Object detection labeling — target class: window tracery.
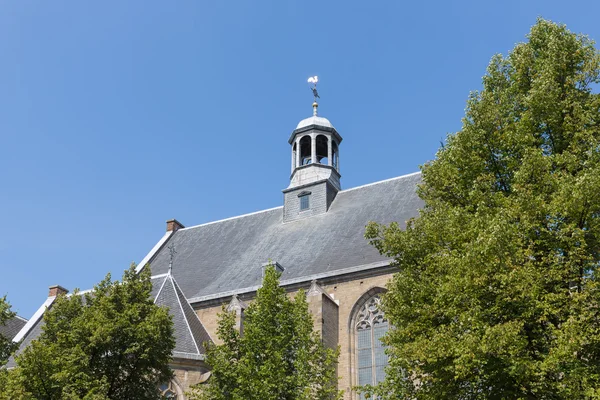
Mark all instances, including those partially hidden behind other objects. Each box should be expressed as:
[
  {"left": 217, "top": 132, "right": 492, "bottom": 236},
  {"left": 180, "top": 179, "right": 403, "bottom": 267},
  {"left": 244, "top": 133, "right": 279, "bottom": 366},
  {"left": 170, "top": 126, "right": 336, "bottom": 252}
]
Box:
[
  {"left": 160, "top": 381, "right": 179, "bottom": 399},
  {"left": 354, "top": 294, "right": 389, "bottom": 399}
]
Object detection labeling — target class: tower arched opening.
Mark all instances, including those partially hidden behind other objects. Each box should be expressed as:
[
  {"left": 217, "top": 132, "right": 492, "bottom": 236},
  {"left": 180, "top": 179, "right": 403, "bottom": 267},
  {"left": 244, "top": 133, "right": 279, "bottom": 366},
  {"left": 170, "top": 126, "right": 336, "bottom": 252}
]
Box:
[
  {"left": 332, "top": 141, "right": 339, "bottom": 170},
  {"left": 292, "top": 142, "right": 297, "bottom": 169},
  {"left": 316, "top": 135, "right": 329, "bottom": 165},
  {"left": 300, "top": 136, "right": 312, "bottom": 165}
]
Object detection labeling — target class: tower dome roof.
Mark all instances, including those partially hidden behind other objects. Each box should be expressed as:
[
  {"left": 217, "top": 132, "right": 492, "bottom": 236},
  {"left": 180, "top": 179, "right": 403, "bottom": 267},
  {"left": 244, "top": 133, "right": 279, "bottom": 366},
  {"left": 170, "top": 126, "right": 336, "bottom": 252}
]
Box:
[{"left": 295, "top": 115, "right": 334, "bottom": 130}]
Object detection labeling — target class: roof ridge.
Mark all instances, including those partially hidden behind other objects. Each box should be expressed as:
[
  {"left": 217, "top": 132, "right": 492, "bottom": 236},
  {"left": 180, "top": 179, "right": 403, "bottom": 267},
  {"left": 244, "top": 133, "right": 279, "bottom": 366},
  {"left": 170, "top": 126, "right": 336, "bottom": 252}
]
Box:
[
  {"left": 169, "top": 277, "right": 201, "bottom": 355},
  {"left": 171, "top": 277, "right": 214, "bottom": 344},
  {"left": 153, "top": 275, "right": 169, "bottom": 303},
  {"left": 179, "top": 171, "right": 421, "bottom": 231},
  {"left": 338, "top": 171, "right": 421, "bottom": 194},
  {"left": 179, "top": 205, "right": 283, "bottom": 231}
]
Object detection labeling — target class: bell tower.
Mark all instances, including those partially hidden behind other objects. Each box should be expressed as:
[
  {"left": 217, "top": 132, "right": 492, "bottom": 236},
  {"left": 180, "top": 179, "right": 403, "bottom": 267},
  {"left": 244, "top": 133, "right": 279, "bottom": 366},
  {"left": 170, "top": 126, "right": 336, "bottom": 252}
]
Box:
[{"left": 283, "top": 79, "right": 343, "bottom": 223}]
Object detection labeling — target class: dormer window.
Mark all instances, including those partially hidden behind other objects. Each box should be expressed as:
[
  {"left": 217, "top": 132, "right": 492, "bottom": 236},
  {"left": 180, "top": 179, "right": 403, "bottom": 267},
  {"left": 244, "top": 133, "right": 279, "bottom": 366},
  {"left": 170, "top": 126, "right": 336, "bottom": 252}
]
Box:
[{"left": 298, "top": 191, "right": 311, "bottom": 211}]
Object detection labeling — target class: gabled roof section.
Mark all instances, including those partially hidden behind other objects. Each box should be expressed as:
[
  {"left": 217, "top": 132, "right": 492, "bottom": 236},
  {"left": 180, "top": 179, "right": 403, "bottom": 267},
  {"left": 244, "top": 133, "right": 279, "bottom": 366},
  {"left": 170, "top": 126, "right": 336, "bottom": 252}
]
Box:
[
  {"left": 0, "top": 315, "right": 27, "bottom": 342},
  {"left": 148, "top": 171, "right": 423, "bottom": 301},
  {"left": 136, "top": 231, "right": 174, "bottom": 273},
  {"left": 152, "top": 274, "right": 212, "bottom": 360},
  {"left": 5, "top": 296, "right": 57, "bottom": 369}
]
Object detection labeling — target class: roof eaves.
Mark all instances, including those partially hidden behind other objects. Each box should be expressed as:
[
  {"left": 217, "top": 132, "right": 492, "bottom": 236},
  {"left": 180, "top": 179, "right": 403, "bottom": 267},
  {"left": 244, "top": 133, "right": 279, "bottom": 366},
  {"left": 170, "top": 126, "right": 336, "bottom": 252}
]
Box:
[
  {"left": 172, "top": 351, "right": 205, "bottom": 361},
  {"left": 188, "top": 259, "right": 393, "bottom": 305}
]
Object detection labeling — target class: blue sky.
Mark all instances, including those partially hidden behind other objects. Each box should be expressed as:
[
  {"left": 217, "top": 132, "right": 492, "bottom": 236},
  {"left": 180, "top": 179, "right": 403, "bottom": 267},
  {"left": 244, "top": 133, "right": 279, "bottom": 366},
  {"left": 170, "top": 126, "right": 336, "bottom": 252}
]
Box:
[{"left": 2, "top": 1, "right": 600, "bottom": 318}]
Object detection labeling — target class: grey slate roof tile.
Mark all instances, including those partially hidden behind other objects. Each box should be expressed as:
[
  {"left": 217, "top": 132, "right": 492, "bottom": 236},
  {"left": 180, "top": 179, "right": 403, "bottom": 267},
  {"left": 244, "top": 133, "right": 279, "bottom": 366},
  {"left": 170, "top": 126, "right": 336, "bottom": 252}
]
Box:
[
  {"left": 6, "top": 314, "right": 45, "bottom": 369},
  {"left": 152, "top": 275, "right": 212, "bottom": 357},
  {"left": 148, "top": 172, "right": 423, "bottom": 300},
  {"left": 0, "top": 316, "right": 27, "bottom": 342}
]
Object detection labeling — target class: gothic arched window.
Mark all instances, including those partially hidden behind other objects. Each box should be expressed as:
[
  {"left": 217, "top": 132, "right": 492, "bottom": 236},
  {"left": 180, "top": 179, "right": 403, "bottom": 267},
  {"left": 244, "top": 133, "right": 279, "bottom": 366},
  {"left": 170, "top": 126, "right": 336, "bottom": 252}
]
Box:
[
  {"left": 354, "top": 293, "right": 389, "bottom": 398},
  {"left": 159, "top": 381, "right": 180, "bottom": 399}
]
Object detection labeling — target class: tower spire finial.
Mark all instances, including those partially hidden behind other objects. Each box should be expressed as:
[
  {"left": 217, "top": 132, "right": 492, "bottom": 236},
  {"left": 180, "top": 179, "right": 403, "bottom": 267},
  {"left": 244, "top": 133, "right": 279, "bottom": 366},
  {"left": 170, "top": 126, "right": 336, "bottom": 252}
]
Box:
[{"left": 307, "top": 76, "right": 320, "bottom": 116}]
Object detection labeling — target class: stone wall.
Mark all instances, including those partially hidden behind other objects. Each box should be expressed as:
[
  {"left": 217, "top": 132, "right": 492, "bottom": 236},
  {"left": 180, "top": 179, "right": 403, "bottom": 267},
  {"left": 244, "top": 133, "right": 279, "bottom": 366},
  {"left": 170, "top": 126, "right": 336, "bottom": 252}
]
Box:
[{"left": 187, "top": 270, "right": 394, "bottom": 400}]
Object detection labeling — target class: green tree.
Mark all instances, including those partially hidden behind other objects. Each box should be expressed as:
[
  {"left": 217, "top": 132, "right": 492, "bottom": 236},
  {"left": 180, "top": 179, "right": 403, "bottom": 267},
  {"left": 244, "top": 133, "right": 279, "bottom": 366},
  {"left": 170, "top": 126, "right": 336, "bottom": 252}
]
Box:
[
  {"left": 5, "top": 265, "right": 175, "bottom": 400},
  {"left": 364, "top": 19, "right": 600, "bottom": 399},
  {"left": 190, "top": 265, "right": 342, "bottom": 400},
  {"left": 0, "top": 295, "right": 17, "bottom": 366},
  {"left": 0, "top": 296, "right": 22, "bottom": 400}
]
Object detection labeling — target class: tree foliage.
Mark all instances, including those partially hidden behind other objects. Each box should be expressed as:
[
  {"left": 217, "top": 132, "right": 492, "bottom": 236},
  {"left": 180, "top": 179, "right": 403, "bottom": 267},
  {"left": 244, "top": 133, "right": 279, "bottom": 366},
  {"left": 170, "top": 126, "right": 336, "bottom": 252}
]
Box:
[
  {"left": 189, "top": 265, "right": 342, "bottom": 400},
  {"left": 0, "top": 295, "right": 17, "bottom": 366},
  {"left": 365, "top": 19, "right": 600, "bottom": 399},
  {"left": 1, "top": 265, "right": 175, "bottom": 400}
]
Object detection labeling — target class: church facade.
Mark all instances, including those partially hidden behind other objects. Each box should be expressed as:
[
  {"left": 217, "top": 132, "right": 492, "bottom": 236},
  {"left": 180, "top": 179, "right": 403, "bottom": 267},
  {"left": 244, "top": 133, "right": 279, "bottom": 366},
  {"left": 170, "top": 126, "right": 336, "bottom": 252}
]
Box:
[{"left": 10, "top": 103, "right": 423, "bottom": 399}]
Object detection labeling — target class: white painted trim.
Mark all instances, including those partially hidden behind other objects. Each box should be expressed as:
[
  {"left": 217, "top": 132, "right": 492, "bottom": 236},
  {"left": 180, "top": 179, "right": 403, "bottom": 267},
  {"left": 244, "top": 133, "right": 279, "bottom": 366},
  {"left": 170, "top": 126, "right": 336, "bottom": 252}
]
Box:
[
  {"left": 180, "top": 205, "right": 283, "bottom": 231},
  {"left": 170, "top": 277, "right": 214, "bottom": 343},
  {"left": 153, "top": 276, "right": 169, "bottom": 303},
  {"left": 339, "top": 171, "right": 421, "bottom": 194},
  {"left": 136, "top": 231, "right": 173, "bottom": 273},
  {"left": 13, "top": 296, "right": 56, "bottom": 343},
  {"left": 188, "top": 259, "right": 393, "bottom": 305},
  {"left": 67, "top": 288, "right": 93, "bottom": 297},
  {"left": 170, "top": 277, "right": 201, "bottom": 355},
  {"left": 151, "top": 273, "right": 169, "bottom": 280},
  {"left": 14, "top": 315, "right": 28, "bottom": 323}
]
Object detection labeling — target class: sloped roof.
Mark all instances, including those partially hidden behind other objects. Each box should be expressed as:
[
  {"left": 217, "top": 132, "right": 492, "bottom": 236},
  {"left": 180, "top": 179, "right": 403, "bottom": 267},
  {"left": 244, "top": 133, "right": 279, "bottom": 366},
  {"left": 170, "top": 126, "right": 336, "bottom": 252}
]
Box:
[
  {"left": 0, "top": 315, "right": 27, "bottom": 342},
  {"left": 148, "top": 172, "right": 423, "bottom": 302},
  {"left": 152, "top": 274, "right": 212, "bottom": 359},
  {"left": 296, "top": 115, "right": 334, "bottom": 130},
  {"left": 5, "top": 297, "right": 56, "bottom": 369},
  {"left": 7, "top": 274, "right": 213, "bottom": 369}
]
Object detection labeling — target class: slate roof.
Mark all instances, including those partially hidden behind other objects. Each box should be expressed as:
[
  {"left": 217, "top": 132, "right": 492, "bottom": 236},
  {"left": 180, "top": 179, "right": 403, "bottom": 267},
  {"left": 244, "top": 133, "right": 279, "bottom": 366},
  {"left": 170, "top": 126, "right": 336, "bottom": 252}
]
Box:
[
  {"left": 152, "top": 274, "right": 212, "bottom": 360},
  {"left": 5, "top": 297, "right": 55, "bottom": 369},
  {"left": 6, "top": 275, "right": 213, "bottom": 368},
  {"left": 7, "top": 171, "right": 422, "bottom": 368},
  {"left": 148, "top": 172, "right": 423, "bottom": 302},
  {"left": 0, "top": 315, "right": 27, "bottom": 342}
]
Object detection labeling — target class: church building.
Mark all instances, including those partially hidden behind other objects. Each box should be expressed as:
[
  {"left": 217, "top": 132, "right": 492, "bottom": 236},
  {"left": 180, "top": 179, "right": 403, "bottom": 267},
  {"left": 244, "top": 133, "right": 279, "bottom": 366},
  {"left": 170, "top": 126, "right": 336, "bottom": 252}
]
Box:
[{"left": 9, "top": 100, "right": 423, "bottom": 399}]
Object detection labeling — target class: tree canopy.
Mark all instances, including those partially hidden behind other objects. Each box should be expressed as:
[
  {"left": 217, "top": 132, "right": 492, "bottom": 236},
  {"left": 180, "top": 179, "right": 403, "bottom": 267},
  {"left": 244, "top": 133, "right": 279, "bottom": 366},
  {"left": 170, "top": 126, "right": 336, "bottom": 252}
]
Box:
[
  {"left": 0, "top": 295, "right": 17, "bottom": 366},
  {"left": 190, "top": 265, "right": 342, "bottom": 400},
  {"left": 365, "top": 19, "right": 600, "bottom": 399},
  {"left": 0, "top": 265, "right": 175, "bottom": 400}
]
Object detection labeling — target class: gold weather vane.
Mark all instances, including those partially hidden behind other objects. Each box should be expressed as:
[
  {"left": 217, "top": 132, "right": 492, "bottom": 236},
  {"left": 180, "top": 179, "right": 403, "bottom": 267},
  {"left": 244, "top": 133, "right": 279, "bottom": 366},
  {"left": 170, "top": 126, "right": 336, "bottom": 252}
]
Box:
[{"left": 307, "top": 76, "right": 320, "bottom": 116}]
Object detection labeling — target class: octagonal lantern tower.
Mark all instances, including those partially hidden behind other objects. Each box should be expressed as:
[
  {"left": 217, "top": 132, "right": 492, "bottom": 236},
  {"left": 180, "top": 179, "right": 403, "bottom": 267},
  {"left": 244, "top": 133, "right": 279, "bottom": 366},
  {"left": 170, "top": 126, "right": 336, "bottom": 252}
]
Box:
[{"left": 282, "top": 102, "right": 343, "bottom": 223}]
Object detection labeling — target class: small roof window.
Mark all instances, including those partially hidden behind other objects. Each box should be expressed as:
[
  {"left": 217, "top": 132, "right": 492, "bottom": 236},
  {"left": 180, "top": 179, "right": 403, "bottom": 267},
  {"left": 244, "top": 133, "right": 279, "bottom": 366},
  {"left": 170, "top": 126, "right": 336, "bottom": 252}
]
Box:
[{"left": 298, "top": 191, "right": 311, "bottom": 211}]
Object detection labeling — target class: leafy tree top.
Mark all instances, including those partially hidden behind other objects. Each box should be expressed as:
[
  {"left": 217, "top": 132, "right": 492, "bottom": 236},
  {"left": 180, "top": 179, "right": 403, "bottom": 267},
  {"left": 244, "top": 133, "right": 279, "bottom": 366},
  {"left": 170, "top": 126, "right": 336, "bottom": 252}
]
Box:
[
  {"left": 0, "top": 296, "right": 17, "bottom": 366},
  {"left": 365, "top": 18, "right": 600, "bottom": 400},
  {"left": 5, "top": 265, "right": 175, "bottom": 400},
  {"left": 190, "top": 265, "right": 342, "bottom": 400}
]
